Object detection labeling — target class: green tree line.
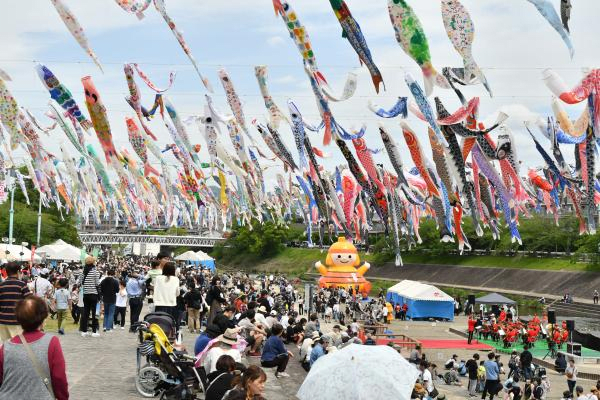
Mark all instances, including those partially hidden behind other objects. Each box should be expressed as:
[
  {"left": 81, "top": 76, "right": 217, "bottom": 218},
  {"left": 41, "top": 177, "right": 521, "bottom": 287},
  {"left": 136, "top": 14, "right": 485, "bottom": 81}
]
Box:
[{"left": 0, "top": 167, "right": 80, "bottom": 248}]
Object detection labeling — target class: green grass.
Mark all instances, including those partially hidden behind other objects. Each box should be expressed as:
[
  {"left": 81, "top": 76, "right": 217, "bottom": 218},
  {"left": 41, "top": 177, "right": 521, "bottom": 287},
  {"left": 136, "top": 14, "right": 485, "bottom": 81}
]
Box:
[
  {"left": 218, "top": 247, "right": 372, "bottom": 277},
  {"left": 477, "top": 336, "right": 600, "bottom": 358},
  {"left": 400, "top": 253, "right": 598, "bottom": 271},
  {"left": 217, "top": 247, "right": 599, "bottom": 276},
  {"left": 43, "top": 312, "right": 79, "bottom": 333}
]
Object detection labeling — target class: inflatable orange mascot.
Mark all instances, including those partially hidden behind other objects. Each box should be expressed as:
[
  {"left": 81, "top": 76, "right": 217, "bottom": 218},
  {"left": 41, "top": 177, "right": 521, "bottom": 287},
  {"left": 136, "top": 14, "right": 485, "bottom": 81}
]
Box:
[{"left": 314, "top": 237, "right": 371, "bottom": 295}]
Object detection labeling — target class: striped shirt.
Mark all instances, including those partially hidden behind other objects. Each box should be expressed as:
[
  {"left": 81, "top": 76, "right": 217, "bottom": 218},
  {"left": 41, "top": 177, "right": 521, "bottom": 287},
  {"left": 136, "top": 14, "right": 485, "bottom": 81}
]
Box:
[
  {"left": 0, "top": 279, "right": 31, "bottom": 325},
  {"left": 78, "top": 268, "right": 101, "bottom": 295}
]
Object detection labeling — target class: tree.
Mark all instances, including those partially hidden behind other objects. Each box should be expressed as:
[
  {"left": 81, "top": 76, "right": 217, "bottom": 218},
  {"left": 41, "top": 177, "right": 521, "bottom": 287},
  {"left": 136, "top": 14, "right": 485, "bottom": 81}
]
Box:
[{"left": 0, "top": 167, "right": 80, "bottom": 247}]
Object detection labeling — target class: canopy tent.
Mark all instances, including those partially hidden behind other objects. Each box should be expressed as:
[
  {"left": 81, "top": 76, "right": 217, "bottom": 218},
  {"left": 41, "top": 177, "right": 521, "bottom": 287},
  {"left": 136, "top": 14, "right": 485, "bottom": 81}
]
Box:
[
  {"left": 475, "top": 293, "right": 516, "bottom": 305},
  {"left": 386, "top": 280, "right": 454, "bottom": 321},
  {"left": 0, "top": 244, "right": 42, "bottom": 263},
  {"left": 196, "top": 250, "right": 215, "bottom": 271},
  {"left": 174, "top": 251, "right": 204, "bottom": 261},
  {"left": 37, "top": 239, "right": 87, "bottom": 261},
  {"left": 174, "top": 250, "right": 215, "bottom": 271}
]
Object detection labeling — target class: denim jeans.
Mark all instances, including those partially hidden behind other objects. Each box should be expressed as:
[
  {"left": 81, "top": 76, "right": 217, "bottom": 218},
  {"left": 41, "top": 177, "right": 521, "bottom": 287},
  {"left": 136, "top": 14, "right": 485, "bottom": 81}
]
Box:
[{"left": 103, "top": 302, "right": 116, "bottom": 331}]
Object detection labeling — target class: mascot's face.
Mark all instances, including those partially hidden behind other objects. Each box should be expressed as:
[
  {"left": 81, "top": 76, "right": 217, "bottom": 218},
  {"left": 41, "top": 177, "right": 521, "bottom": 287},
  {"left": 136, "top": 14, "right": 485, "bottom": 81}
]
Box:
[{"left": 331, "top": 251, "right": 357, "bottom": 265}]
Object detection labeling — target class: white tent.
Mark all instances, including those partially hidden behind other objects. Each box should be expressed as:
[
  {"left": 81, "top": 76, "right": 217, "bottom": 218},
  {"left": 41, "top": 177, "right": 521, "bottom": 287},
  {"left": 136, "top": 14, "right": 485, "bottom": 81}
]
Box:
[
  {"left": 174, "top": 250, "right": 204, "bottom": 261},
  {"left": 386, "top": 280, "right": 454, "bottom": 320},
  {"left": 37, "top": 240, "right": 86, "bottom": 261},
  {"left": 195, "top": 250, "right": 214, "bottom": 261},
  {"left": 0, "top": 244, "right": 42, "bottom": 263}
]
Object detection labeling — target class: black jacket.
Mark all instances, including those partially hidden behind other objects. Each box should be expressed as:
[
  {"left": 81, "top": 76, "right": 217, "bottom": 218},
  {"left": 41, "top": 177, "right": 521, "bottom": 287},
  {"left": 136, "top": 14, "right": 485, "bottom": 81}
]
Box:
[
  {"left": 184, "top": 288, "right": 203, "bottom": 309},
  {"left": 258, "top": 297, "right": 271, "bottom": 313},
  {"left": 206, "top": 371, "right": 234, "bottom": 400},
  {"left": 99, "top": 276, "right": 119, "bottom": 304},
  {"left": 520, "top": 350, "right": 533, "bottom": 367},
  {"left": 466, "top": 359, "right": 478, "bottom": 379},
  {"left": 212, "top": 312, "right": 235, "bottom": 335}
]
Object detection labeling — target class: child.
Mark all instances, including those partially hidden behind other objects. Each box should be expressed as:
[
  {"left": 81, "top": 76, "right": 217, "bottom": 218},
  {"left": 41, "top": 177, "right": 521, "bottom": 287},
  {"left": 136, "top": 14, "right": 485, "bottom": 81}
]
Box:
[
  {"left": 70, "top": 284, "right": 81, "bottom": 324},
  {"left": 477, "top": 360, "right": 486, "bottom": 393},
  {"left": 114, "top": 279, "right": 127, "bottom": 330},
  {"left": 54, "top": 278, "right": 71, "bottom": 335}
]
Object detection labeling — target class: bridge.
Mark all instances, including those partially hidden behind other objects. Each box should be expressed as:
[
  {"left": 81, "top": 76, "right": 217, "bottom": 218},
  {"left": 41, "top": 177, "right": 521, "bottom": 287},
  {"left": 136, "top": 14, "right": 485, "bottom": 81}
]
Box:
[{"left": 78, "top": 233, "right": 226, "bottom": 247}]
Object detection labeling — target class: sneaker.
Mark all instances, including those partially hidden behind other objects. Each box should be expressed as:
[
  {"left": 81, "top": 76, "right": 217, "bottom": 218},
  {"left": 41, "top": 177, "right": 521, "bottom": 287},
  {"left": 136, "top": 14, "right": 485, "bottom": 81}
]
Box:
[
  {"left": 80, "top": 332, "right": 89, "bottom": 337},
  {"left": 91, "top": 332, "right": 100, "bottom": 338},
  {"left": 248, "top": 351, "right": 261, "bottom": 357},
  {"left": 103, "top": 328, "right": 106, "bottom": 332},
  {"left": 275, "top": 372, "right": 290, "bottom": 378},
  {"left": 121, "top": 327, "right": 125, "bottom": 330},
  {"left": 58, "top": 329, "right": 64, "bottom": 335}
]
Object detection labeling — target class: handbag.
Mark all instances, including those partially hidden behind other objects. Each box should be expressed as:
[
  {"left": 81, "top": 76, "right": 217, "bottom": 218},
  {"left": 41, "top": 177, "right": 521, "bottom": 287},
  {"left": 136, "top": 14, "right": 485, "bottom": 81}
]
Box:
[
  {"left": 429, "top": 386, "right": 439, "bottom": 398},
  {"left": 17, "top": 333, "right": 56, "bottom": 399}
]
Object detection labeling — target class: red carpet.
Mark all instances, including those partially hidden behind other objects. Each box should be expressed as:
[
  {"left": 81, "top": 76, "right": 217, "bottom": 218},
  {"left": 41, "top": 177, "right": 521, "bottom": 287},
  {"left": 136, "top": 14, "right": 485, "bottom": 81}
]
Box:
[{"left": 376, "top": 338, "right": 492, "bottom": 350}]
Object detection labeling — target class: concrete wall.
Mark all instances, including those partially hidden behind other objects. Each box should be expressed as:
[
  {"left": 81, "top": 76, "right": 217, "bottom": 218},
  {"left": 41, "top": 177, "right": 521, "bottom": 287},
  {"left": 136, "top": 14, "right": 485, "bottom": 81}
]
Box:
[{"left": 365, "top": 263, "right": 600, "bottom": 303}]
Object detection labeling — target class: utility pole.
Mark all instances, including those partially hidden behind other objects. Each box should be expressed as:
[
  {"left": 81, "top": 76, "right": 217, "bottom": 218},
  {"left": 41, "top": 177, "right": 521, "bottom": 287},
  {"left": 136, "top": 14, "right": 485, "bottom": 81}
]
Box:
[
  {"left": 7, "top": 168, "right": 15, "bottom": 248},
  {"left": 36, "top": 194, "right": 42, "bottom": 247}
]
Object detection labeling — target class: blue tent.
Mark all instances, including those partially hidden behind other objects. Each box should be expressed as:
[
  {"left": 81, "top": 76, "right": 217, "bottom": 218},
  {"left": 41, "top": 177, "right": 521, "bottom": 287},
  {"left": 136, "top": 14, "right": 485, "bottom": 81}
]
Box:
[
  {"left": 174, "top": 250, "right": 216, "bottom": 272},
  {"left": 386, "top": 280, "right": 454, "bottom": 321}
]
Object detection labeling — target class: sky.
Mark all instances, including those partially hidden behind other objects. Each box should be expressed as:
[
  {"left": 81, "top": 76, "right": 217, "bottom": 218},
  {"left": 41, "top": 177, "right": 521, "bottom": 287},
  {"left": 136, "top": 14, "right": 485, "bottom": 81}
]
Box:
[{"left": 1, "top": 0, "right": 599, "bottom": 189}]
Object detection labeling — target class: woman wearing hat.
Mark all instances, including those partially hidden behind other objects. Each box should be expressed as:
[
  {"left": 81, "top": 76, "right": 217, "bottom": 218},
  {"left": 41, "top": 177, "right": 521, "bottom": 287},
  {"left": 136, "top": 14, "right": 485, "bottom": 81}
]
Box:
[
  {"left": 78, "top": 256, "right": 101, "bottom": 337},
  {"left": 202, "top": 328, "right": 243, "bottom": 373}
]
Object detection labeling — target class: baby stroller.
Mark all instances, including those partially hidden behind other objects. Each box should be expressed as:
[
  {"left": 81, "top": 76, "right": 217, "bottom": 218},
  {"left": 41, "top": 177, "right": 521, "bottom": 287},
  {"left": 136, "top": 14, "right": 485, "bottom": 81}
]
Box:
[{"left": 135, "top": 312, "right": 207, "bottom": 399}]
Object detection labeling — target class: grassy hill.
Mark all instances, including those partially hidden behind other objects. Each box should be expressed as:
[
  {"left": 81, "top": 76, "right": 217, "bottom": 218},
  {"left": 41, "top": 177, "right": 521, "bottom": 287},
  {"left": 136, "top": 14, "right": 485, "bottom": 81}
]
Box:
[{"left": 214, "top": 247, "right": 595, "bottom": 276}]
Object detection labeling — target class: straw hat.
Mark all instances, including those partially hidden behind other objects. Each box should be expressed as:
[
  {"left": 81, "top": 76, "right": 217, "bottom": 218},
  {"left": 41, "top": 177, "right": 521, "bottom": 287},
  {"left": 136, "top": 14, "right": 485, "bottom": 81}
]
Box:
[{"left": 221, "top": 329, "right": 238, "bottom": 346}]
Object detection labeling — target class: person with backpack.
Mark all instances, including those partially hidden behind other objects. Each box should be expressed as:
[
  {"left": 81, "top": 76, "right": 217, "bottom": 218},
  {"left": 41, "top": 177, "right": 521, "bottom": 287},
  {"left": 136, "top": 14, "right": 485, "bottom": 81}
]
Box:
[
  {"left": 530, "top": 377, "right": 545, "bottom": 400},
  {"left": 508, "top": 351, "right": 520, "bottom": 379},
  {"left": 184, "top": 281, "right": 203, "bottom": 333}
]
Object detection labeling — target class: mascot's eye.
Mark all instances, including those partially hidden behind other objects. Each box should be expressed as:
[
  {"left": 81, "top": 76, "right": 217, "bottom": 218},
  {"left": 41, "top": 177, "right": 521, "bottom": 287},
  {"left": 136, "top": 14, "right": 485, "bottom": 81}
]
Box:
[{"left": 337, "top": 255, "right": 341, "bottom": 258}]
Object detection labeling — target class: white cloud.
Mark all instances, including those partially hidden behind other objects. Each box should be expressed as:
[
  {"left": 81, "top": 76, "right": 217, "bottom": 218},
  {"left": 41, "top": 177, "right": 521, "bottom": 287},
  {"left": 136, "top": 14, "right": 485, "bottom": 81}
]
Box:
[{"left": 266, "top": 36, "right": 285, "bottom": 47}]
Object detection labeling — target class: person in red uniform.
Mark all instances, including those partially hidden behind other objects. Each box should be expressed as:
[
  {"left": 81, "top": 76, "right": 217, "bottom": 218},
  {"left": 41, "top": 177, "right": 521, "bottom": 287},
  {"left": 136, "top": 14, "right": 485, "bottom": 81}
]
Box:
[
  {"left": 527, "top": 327, "right": 537, "bottom": 346},
  {"left": 553, "top": 326, "right": 561, "bottom": 346},
  {"left": 467, "top": 315, "right": 476, "bottom": 344},
  {"left": 492, "top": 322, "right": 500, "bottom": 342},
  {"left": 561, "top": 329, "right": 569, "bottom": 346},
  {"left": 532, "top": 314, "right": 540, "bottom": 324},
  {"left": 499, "top": 309, "right": 506, "bottom": 322}
]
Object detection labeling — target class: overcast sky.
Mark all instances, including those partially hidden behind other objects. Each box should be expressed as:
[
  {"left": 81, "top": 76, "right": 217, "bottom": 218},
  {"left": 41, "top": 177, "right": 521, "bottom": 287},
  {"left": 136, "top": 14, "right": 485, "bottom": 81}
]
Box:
[{"left": 1, "top": 0, "right": 599, "bottom": 188}]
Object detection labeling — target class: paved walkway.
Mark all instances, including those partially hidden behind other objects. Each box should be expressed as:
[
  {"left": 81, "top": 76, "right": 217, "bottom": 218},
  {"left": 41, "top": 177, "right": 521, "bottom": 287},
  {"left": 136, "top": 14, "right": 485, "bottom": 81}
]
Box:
[
  {"left": 61, "top": 322, "right": 306, "bottom": 399},
  {"left": 58, "top": 315, "right": 599, "bottom": 399}
]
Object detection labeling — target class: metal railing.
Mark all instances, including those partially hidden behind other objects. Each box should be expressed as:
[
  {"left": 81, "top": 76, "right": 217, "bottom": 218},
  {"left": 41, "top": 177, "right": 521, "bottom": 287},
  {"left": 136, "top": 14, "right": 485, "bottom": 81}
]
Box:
[{"left": 79, "top": 233, "right": 226, "bottom": 247}]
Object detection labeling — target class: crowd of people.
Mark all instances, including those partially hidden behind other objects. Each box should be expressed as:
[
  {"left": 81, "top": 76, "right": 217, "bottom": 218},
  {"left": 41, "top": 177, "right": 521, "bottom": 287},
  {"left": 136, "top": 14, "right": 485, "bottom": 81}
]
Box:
[
  {"left": 409, "top": 344, "right": 600, "bottom": 400},
  {"left": 0, "top": 252, "right": 598, "bottom": 400},
  {"left": 0, "top": 252, "right": 407, "bottom": 400}
]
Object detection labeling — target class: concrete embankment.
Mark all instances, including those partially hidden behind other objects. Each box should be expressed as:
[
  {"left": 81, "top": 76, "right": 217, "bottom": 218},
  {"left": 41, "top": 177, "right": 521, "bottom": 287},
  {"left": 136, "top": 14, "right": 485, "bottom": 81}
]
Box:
[{"left": 363, "top": 263, "right": 600, "bottom": 305}]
